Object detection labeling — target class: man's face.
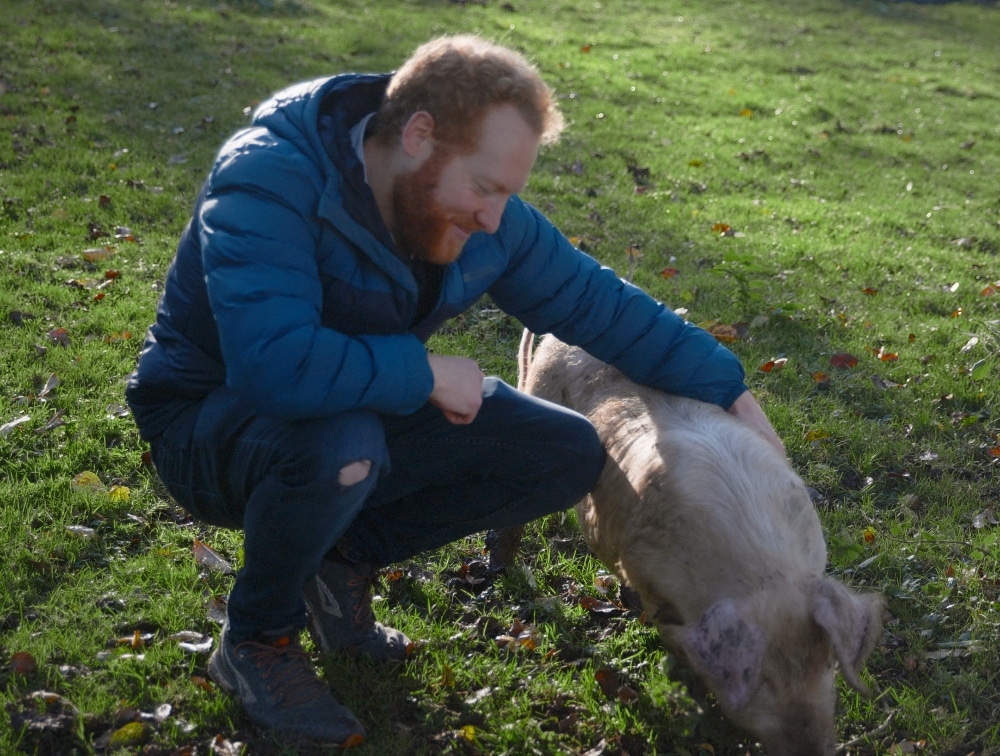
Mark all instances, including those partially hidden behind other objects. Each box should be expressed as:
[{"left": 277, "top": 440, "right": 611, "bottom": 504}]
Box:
[{"left": 390, "top": 104, "right": 541, "bottom": 265}]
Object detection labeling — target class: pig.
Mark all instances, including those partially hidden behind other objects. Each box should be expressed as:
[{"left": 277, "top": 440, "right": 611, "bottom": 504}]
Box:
[{"left": 516, "top": 333, "right": 884, "bottom": 755}]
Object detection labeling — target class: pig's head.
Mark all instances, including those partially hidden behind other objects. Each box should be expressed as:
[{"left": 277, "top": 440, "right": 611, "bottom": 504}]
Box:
[{"left": 662, "top": 577, "right": 883, "bottom": 755}]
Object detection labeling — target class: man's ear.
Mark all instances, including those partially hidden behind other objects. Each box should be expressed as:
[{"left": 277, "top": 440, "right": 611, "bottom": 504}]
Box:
[{"left": 401, "top": 111, "right": 436, "bottom": 158}]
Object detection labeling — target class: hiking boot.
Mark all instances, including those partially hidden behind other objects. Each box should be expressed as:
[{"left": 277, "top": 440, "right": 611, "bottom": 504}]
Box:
[
  {"left": 303, "top": 557, "right": 414, "bottom": 662},
  {"left": 208, "top": 623, "right": 365, "bottom": 746}
]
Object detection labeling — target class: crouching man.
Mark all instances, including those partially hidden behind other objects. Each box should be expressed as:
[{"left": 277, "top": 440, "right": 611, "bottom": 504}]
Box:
[{"left": 125, "top": 34, "right": 781, "bottom": 745}]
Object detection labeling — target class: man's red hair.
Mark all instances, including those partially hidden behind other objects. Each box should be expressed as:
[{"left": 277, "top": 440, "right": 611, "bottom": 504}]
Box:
[{"left": 372, "top": 35, "right": 564, "bottom": 151}]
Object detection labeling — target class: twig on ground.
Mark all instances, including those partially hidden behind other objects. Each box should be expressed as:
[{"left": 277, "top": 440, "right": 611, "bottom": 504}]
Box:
[{"left": 837, "top": 709, "right": 897, "bottom": 752}]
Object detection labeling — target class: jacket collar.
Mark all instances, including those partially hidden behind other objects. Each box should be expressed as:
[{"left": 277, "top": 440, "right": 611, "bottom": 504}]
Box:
[{"left": 316, "top": 74, "right": 395, "bottom": 250}]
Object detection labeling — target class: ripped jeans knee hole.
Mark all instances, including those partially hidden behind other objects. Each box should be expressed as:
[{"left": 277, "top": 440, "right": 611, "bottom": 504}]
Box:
[{"left": 338, "top": 459, "right": 372, "bottom": 486}]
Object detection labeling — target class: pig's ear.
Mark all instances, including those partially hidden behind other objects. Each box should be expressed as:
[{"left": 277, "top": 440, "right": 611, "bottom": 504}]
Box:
[
  {"left": 680, "top": 598, "right": 764, "bottom": 711},
  {"left": 810, "top": 577, "right": 884, "bottom": 695}
]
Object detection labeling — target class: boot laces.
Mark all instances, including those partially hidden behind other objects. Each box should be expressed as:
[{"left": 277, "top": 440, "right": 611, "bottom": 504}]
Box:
[
  {"left": 347, "top": 571, "right": 376, "bottom": 629},
  {"left": 238, "top": 638, "right": 329, "bottom": 708}
]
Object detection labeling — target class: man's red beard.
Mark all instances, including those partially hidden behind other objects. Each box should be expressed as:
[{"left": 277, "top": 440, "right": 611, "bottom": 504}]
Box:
[{"left": 390, "top": 146, "right": 476, "bottom": 265}]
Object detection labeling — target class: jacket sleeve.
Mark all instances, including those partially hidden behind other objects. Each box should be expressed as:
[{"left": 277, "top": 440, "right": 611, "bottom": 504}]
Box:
[
  {"left": 198, "top": 129, "right": 433, "bottom": 419},
  {"left": 488, "top": 198, "right": 748, "bottom": 409}
]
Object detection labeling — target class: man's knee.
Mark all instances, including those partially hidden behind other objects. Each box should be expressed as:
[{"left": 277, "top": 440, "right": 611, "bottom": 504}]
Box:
[{"left": 338, "top": 459, "right": 372, "bottom": 486}]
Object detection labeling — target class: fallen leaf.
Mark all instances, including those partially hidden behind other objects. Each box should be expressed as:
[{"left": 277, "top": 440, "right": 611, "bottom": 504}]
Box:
[
  {"left": 169, "top": 631, "right": 206, "bottom": 643},
  {"left": 805, "top": 429, "right": 831, "bottom": 442},
  {"left": 37, "top": 374, "right": 58, "bottom": 400},
  {"left": 660, "top": 267, "right": 680, "bottom": 279},
  {"left": 593, "top": 573, "right": 618, "bottom": 594},
  {"left": 31, "top": 690, "right": 78, "bottom": 709},
  {"left": 107, "top": 721, "right": 150, "bottom": 749},
  {"left": 210, "top": 734, "right": 246, "bottom": 755},
  {"left": 108, "top": 485, "right": 130, "bottom": 502},
  {"left": 47, "top": 327, "right": 70, "bottom": 347},
  {"left": 871, "top": 375, "right": 900, "bottom": 390},
  {"left": 627, "top": 164, "right": 650, "bottom": 184},
  {"left": 617, "top": 684, "right": 639, "bottom": 704},
  {"left": 579, "top": 595, "right": 621, "bottom": 614},
  {"left": 193, "top": 539, "right": 234, "bottom": 574},
  {"left": 206, "top": 595, "right": 228, "bottom": 624},
  {"left": 65, "top": 525, "right": 97, "bottom": 539},
  {"left": 701, "top": 320, "right": 740, "bottom": 343},
  {"left": 877, "top": 347, "right": 898, "bottom": 362},
  {"left": 8, "top": 691, "right": 80, "bottom": 748},
  {"left": 148, "top": 703, "right": 172, "bottom": 723},
  {"left": 82, "top": 247, "right": 114, "bottom": 262},
  {"left": 117, "top": 630, "right": 151, "bottom": 649},
  {"left": 35, "top": 410, "right": 66, "bottom": 433},
  {"left": 464, "top": 687, "right": 494, "bottom": 706},
  {"left": 759, "top": 357, "right": 788, "bottom": 373},
  {"left": 595, "top": 665, "right": 620, "bottom": 698},
  {"left": 972, "top": 509, "right": 998, "bottom": 529},
  {"left": 861, "top": 287, "right": 878, "bottom": 296},
  {"left": 830, "top": 352, "right": 859, "bottom": 369},
  {"left": 178, "top": 635, "right": 214, "bottom": 654},
  {"left": 71, "top": 471, "right": 106, "bottom": 495},
  {"left": 958, "top": 338, "right": 980, "bottom": 357},
  {"left": 1, "top": 414, "right": 31, "bottom": 437},
  {"left": 88, "top": 222, "right": 110, "bottom": 240},
  {"left": 9, "top": 310, "right": 37, "bottom": 326},
  {"left": 106, "top": 403, "right": 130, "bottom": 419},
  {"left": 440, "top": 663, "right": 456, "bottom": 688},
  {"left": 582, "top": 739, "right": 609, "bottom": 756},
  {"left": 383, "top": 568, "right": 405, "bottom": 582},
  {"left": 495, "top": 634, "right": 516, "bottom": 649},
  {"left": 504, "top": 618, "right": 541, "bottom": 650},
  {"left": 969, "top": 359, "right": 989, "bottom": 380},
  {"left": 9, "top": 652, "right": 38, "bottom": 677}
]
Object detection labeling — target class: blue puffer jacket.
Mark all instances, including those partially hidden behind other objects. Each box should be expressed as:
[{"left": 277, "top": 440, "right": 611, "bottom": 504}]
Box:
[{"left": 126, "top": 74, "right": 747, "bottom": 441}]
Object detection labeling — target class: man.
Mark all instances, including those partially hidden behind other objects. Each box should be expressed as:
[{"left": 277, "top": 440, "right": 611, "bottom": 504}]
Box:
[{"left": 125, "top": 35, "right": 783, "bottom": 746}]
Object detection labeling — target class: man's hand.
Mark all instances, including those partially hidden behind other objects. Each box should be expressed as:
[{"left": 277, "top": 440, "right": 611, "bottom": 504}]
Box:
[
  {"left": 727, "top": 390, "right": 786, "bottom": 456},
  {"left": 428, "top": 354, "right": 486, "bottom": 424}
]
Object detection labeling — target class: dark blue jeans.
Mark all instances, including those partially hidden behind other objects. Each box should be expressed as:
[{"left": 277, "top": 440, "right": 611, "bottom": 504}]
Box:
[{"left": 148, "top": 377, "right": 605, "bottom": 641}]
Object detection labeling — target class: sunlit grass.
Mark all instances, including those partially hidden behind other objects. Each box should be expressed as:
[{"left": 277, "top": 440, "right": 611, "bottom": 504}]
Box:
[{"left": 2, "top": 0, "right": 999, "bottom": 753}]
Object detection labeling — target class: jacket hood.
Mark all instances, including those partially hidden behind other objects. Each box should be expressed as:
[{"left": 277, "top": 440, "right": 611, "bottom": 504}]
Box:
[
  {"left": 251, "top": 73, "right": 393, "bottom": 245},
  {"left": 250, "top": 73, "right": 389, "bottom": 171}
]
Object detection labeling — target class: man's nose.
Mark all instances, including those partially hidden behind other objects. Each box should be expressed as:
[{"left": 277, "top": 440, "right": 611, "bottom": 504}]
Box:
[{"left": 475, "top": 195, "right": 507, "bottom": 235}]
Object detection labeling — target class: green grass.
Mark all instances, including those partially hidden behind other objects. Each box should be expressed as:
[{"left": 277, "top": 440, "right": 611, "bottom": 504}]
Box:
[{"left": 2, "top": 0, "right": 999, "bottom": 753}]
